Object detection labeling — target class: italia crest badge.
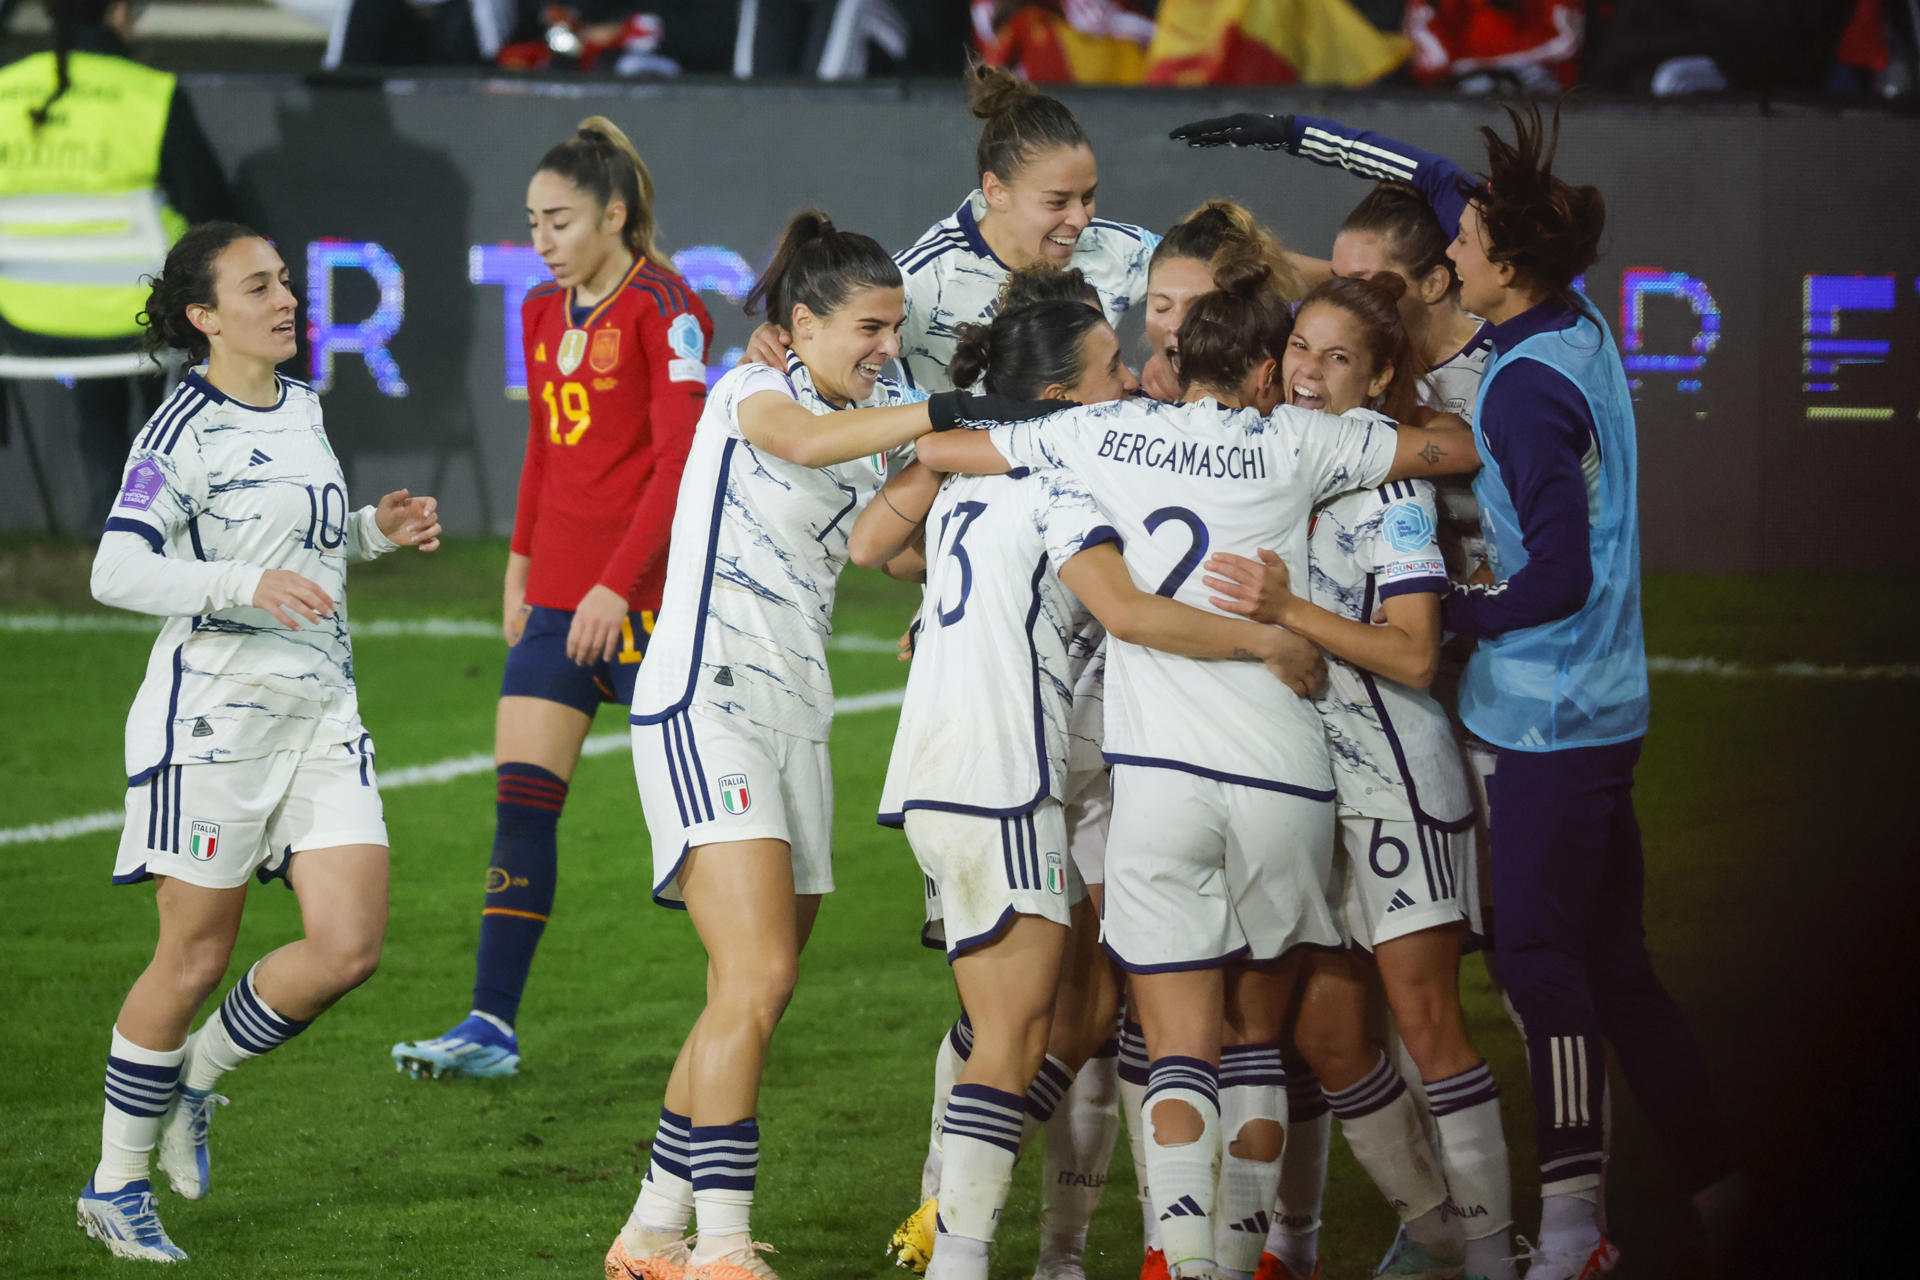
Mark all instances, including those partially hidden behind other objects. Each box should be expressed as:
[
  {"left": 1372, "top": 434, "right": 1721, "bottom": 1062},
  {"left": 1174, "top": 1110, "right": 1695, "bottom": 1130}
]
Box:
[
  {"left": 188, "top": 819, "right": 222, "bottom": 862},
  {"left": 556, "top": 327, "right": 589, "bottom": 376},
  {"left": 719, "top": 773, "right": 751, "bottom": 816},
  {"left": 1045, "top": 850, "right": 1064, "bottom": 895}
]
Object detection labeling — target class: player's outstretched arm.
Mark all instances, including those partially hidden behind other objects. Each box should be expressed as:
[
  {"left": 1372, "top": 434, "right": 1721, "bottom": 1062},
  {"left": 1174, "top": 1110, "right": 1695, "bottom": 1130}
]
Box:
[
  {"left": 1204, "top": 548, "right": 1441, "bottom": 689},
  {"left": 1169, "top": 112, "right": 1478, "bottom": 239},
  {"left": 1059, "top": 543, "right": 1322, "bottom": 697},
  {"left": 849, "top": 460, "right": 942, "bottom": 570},
  {"left": 737, "top": 391, "right": 931, "bottom": 470},
  {"left": 1385, "top": 421, "right": 1479, "bottom": 483}
]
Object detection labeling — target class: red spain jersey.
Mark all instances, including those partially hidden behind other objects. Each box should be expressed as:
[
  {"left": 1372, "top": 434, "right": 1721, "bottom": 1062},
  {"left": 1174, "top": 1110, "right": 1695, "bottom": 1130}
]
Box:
[{"left": 512, "top": 256, "right": 714, "bottom": 612}]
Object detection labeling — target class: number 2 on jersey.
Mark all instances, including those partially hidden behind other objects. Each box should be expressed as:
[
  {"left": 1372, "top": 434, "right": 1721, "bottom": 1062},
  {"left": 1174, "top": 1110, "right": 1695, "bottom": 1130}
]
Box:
[
  {"left": 540, "top": 381, "right": 592, "bottom": 446},
  {"left": 1145, "top": 505, "right": 1210, "bottom": 597},
  {"left": 934, "top": 500, "right": 989, "bottom": 627}
]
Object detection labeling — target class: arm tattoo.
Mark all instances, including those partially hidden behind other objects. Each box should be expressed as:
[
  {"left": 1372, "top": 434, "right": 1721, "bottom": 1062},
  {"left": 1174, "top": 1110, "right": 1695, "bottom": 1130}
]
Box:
[
  {"left": 1417, "top": 440, "right": 1443, "bottom": 466},
  {"left": 1232, "top": 647, "right": 1262, "bottom": 662}
]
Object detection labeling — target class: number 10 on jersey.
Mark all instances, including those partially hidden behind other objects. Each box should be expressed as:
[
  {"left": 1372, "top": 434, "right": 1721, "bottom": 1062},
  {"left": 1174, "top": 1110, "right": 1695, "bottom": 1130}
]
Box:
[{"left": 540, "top": 381, "right": 592, "bottom": 445}]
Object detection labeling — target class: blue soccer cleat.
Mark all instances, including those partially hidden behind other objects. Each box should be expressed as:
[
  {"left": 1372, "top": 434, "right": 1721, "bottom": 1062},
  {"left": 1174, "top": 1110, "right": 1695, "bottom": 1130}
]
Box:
[
  {"left": 76, "top": 1177, "right": 187, "bottom": 1262},
  {"left": 157, "top": 1086, "right": 227, "bottom": 1200},
  {"left": 1373, "top": 1228, "right": 1464, "bottom": 1279},
  {"left": 391, "top": 1013, "right": 520, "bottom": 1080}
]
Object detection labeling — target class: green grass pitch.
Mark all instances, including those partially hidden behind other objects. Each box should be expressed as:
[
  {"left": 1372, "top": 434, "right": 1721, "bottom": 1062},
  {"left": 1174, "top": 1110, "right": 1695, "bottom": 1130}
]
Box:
[{"left": 1, "top": 538, "right": 1912, "bottom": 1279}]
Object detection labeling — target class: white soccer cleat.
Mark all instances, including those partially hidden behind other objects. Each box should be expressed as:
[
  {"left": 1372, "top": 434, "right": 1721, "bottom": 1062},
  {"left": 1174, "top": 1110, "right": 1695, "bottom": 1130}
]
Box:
[
  {"left": 157, "top": 1086, "right": 227, "bottom": 1200},
  {"left": 1512, "top": 1235, "right": 1619, "bottom": 1280},
  {"left": 76, "top": 1178, "right": 187, "bottom": 1262}
]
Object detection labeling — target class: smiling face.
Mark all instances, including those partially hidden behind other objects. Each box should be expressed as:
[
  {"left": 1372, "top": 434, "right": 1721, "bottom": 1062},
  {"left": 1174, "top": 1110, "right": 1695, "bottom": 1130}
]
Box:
[
  {"left": 981, "top": 143, "right": 1098, "bottom": 268},
  {"left": 1447, "top": 200, "right": 1511, "bottom": 321},
  {"left": 191, "top": 236, "right": 297, "bottom": 365},
  {"left": 1052, "top": 321, "right": 1136, "bottom": 404},
  {"left": 789, "top": 284, "right": 906, "bottom": 405},
  {"left": 1282, "top": 301, "right": 1393, "bottom": 416},
  {"left": 1144, "top": 254, "right": 1215, "bottom": 371},
  {"left": 526, "top": 168, "right": 625, "bottom": 290}
]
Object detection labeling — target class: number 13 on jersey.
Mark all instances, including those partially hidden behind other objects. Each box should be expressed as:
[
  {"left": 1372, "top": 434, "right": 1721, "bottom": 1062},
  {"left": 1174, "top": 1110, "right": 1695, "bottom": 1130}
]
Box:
[{"left": 540, "top": 381, "right": 592, "bottom": 445}]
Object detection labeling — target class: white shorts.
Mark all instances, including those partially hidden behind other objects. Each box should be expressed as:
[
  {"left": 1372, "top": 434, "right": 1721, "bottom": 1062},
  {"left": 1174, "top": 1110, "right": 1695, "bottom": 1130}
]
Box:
[
  {"left": 114, "top": 737, "right": 387, "bottom": 891},
  {"left": 905, "top": 801, "right": 1083, "bottom": 959},
  {"left": 1101, "top": 765, "right": 1340, "bottom": 972},
  {"left": 1335, "top": 816, "right": 1474, "bottom": 950},
  {"left": 1064, "top": 769, "right": 1112, "bottom": 888},
  {"left": 634, "top": 707, "right": 833, "bottom": 908}
]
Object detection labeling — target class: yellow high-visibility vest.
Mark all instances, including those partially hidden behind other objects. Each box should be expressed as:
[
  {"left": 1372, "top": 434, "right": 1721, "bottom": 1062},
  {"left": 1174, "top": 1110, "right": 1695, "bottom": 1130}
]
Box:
[{"left": 0, "top": 51, "right": 188, "bottom": 341}]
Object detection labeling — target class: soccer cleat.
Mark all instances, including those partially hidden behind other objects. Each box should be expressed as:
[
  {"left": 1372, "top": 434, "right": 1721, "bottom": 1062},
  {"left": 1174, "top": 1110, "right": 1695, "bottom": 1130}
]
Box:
[
  {"left": 605, "top": 1223, "right": 693, "bottom": 1280},
  {"left": 156, "top": 1086, "right": 227, "bottom": 1200},
  {"left": 1371, "top": 1231, "right": 1464, "bottom": 1278},
  {"left": 688, "top": 1240, "right": 780, "bottom": 1280},
  {"left": 884, "top": 1196, "right": 937, "bottom": 1273},
  {"left": 1139, "top": 1246, "right": 1171, "bottom": 1280},
  {"left": 390, "top": 1013, "right": 520, "bottom": 1079},
  {"left": 76, "top": 1178, "right": 187, "bottom": 1262},
  {"left": 1513, "top": 1235, "right": 1619, "bottom": 1280},
  {"left": 1254, "top": 1255, "right": 1323, "bottom": 1280}
]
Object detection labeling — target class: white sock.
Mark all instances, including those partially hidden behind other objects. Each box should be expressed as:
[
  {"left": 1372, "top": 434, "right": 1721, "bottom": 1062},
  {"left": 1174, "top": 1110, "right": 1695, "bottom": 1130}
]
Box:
[
  {"left": 183, "top": 962, "right": 310, "bottom": 1092},
  {"left": 1425, "top": 1061, "right": 1516, "bottom": 1280},
  {"left": 95, "top": 1028, "right": 185, "bottom": 1193},
  {"left": 1214, "top": 1044, "right": 1284, "bottom": 1274},
  {"left": 1118, "top": 1020, "right": 1158, "bottom": 1251},
  {"left": 630, "top": 1106, "right": 694, "bottom": 1235},
  {"left": 1538, "top": 1187, "right": 1602, "bottom": 1259},
  {"left": 1143, "top": 1056, "right": 1221, "bottom": 1272},
  {"left": 1267, "top": 1053, "right": 1328, "bottom": 1271},
  {"left": 1325, "top": 1052, "right": 1451, "bottom": 1253},
  {"left": 1037, "top": 1052, "right": 1118, "bottom": 1266},
  {"left": 688, "top": 1118, "right": 758, "bottom": 1258},
  {"left": 923, "top": 1016, "right": 971, "bottom": 1201},
  {"left": 925, "top": 1230, "right": 989, "bottom": 1280},
  {"left": 935, "top": 1083, "right": 1024, "bottom": 1260}
]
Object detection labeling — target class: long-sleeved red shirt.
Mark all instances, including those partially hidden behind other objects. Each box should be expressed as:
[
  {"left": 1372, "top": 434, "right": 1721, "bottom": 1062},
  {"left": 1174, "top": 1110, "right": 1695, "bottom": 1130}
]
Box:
[{"left": 511, "top": 257, "right": 713, "bottom": 612}]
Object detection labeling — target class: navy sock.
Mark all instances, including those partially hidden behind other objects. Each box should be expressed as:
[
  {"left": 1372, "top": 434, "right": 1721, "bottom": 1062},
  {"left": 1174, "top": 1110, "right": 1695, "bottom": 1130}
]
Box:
[{"left": 471, "top": 763, "right": 566, "bottom": 1026}]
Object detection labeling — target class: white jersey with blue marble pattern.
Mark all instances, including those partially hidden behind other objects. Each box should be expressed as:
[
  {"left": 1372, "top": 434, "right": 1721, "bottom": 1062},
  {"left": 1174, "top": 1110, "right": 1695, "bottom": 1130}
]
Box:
[
  {"left": 879, "top": 468, "right": 1115, "bottom": 821},
  {"left": 986, "top": 397, "right": 1397, "bottom": 793},
  {"left": 893, "top": 191, "right": 1158, "bottom": 393},
  {"left": 631, "top": 353, "right": 922, "bottom": 742},
  {"left": 1424, "top": 321, "right": 1495, "bottom": 578},
  {"left": 1307, "top": 478, "right": 1472, "bottom": 824},
  {"left": 106, "top": 371, "right": 375, "bottom": 779}
]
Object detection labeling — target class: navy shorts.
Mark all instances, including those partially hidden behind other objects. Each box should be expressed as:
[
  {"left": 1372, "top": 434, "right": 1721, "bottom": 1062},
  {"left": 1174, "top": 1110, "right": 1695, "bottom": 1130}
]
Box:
[{"left": 500, "top": 604, "right": 655, "bottom": 716}]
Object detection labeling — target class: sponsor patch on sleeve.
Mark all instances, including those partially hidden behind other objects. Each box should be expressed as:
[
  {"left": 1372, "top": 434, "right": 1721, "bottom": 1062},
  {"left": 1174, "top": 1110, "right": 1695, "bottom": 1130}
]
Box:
[
  {"left": 667, "top": 311, "right": 704, "bottom": 360},
  {"left": 1382, "top": 501, "right": 1438, "bottom": 555},
  {"left": 668, "top": 357, "right": 705, "bottom": 384},
  {"left": 116, "top": 458, "right": 166, "bottom": 512}
]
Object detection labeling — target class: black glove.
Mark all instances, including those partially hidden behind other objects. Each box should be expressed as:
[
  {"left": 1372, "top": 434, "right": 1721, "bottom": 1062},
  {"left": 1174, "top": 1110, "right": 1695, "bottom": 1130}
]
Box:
[
  {"left": 1169, "top": 113, "right": 1295, "bottom": 151},
  {"left": 927, "top": 390, "right": 1068, "bottom": 431}
]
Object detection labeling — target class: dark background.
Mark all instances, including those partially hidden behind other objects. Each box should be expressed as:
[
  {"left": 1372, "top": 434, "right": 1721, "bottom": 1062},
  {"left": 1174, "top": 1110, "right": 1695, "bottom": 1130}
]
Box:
[{"left": 4, "top": 77, "right": 1916, "bottom": 573}]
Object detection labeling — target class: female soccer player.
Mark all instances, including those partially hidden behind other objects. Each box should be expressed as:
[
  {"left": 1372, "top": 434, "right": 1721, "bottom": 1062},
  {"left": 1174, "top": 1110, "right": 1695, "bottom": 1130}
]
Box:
[
  {"left": 77, "top": 222, "right": 439, "bottom": 1262},
  {"left": 1174, "top": 104, "right": 1742, "bottom": 1279},
  {"left": 916, "top": 257, "right": 1483, "bottom": 1280},
  {"left": 1207, "top": 276, "right": 1517, "bottom": 1280},
  {"left": 605, "top": 210, "right": 938, "bottom": 1280},
  {"left": 853, "top": 280, "right": 1320, "bottom": 1280},
  {"left": 393, "top": 117, "right": 713, "bottom": 1081}
]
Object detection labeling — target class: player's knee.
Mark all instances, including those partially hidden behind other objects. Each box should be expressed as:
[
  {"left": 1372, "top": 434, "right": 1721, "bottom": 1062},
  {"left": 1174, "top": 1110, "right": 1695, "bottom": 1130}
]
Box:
[
  {"left": 1290, "top": 1023, "right": 1369, "bottom": 1087},
  {"left": 315, "top": 932, "right": 383, "bottom": 994},
  {"left": 714, "top": 953, "right": 798, "bottom": 1030},
  {"left": 1392, "top": 989, "right": 1467, "bottom": 1070},
  {"left": 1148, "top": 1097, "right": 1204, "bottom": 1147},
  {"left": 160, "top": 936, "right": 237, "bottom": 1003},
  {"left": 1227, "top": 1117, "right": 1284, "bottom": 1163}
]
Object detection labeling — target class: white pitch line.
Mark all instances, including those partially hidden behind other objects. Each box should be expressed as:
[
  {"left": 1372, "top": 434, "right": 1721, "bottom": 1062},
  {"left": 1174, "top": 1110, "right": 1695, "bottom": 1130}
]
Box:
[
  {"left": 5, "top": 612, "right": 1913, "bottom": 679},
  {"left": 0, "top": 687, "right": 905, "bottom": 850}
]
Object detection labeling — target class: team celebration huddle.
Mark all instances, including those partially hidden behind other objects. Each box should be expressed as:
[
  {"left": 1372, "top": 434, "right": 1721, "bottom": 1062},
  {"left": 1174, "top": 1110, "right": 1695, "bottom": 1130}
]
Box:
[{"left": 76, "top": 58, "right": 1744, "bottom": 1280}]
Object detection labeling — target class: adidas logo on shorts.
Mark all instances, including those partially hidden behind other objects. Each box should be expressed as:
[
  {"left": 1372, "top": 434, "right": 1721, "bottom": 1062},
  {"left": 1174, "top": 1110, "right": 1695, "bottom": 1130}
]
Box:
[{"left": 1386, "top": 888, "right": 1416, "bottom": 912}]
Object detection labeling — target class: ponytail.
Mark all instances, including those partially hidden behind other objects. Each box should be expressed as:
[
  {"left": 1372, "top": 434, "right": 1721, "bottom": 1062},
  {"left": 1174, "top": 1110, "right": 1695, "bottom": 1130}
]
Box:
[
  {"left": 1173, "top": 249, "right": 1293, "bottom": 397},
  {"left": 744, "top": 209, "right": 900, "bottom": 327},
  {"left": 966, "top": 53, "right": 1090, "bottom": 183},
  {"left": 535, "top": 115, "right": 667, "bottom": 267}
]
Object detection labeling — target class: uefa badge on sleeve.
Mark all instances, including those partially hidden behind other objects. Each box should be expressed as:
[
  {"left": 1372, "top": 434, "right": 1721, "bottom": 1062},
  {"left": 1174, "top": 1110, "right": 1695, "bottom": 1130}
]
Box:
[
  {"left": 188, "top": 820, "right": 222, "bottom": 862},
  {"left": 719, "top": 773, "right": 751, "bottom": 816}
]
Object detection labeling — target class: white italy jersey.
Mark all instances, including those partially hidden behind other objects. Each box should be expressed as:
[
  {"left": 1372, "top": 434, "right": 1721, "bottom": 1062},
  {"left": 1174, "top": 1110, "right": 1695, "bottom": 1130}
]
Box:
[
  {"left": 893, "top": 191, "right": 1158, "bottom": 393},
  {"left": 106, "top": 371, "right": 379, "bottom": 780},
  {"left": 878, "top": 468, "right": 1116, "bottom": 822},
  {"left": 987, "top": 397, "right": 1397, "bottom": 793},
  {"left": 1423, "top": 321, "right": 1495, "bottom": 578},
  {"left": 631, "top": 353, "right": 921, "bottom": 742},
  {"left": 1307, "top": 479, "right": 1472, "bottom": 825}
]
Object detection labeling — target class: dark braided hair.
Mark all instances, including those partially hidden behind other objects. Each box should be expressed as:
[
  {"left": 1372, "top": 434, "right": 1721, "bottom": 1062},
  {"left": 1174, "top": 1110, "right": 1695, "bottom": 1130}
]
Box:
[
  {"left": 138, "top": 221, "right": 262, "bottom": 362},
  {"left": 28, "top": 0, "right": 117, "bottom": 130}
]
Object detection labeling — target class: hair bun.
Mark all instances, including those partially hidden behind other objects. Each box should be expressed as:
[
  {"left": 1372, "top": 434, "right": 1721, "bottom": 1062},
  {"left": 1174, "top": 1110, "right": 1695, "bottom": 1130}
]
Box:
[
  {"left": 947, "top": 321, "right": 996, "bottom": 390},
  {"left": 1212, "top": 248, "right": 1274, "bottom": 301},
  {"left": 966, "top": 57, "right": 1035, "bottom": 121}
]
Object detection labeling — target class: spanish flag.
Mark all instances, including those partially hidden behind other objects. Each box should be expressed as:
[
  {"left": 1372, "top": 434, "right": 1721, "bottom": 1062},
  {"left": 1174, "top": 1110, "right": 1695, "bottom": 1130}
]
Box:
[
  {"left": 1145, "top": 0, "right": 1412, "bottom": 87},
  {"left": 977, "top": 4, "right": 1151, "bottom": 85}
]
